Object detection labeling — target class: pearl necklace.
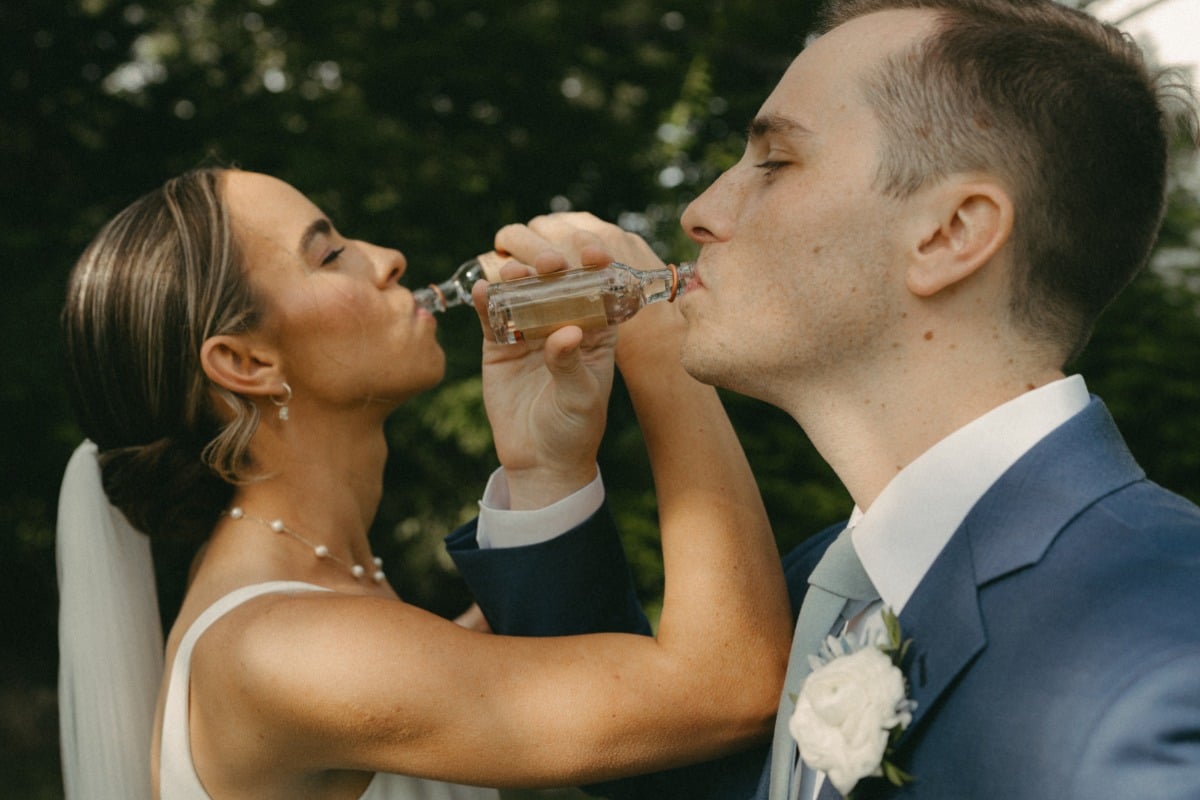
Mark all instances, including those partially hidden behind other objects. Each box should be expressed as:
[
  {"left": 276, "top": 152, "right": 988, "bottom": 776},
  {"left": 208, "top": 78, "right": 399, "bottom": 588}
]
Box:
[{"left": 226, "top": 507, "right": 386, "bottom": 583}]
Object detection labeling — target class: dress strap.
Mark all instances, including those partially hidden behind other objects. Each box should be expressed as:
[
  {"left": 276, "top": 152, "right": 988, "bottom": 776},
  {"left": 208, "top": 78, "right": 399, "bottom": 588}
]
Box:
[{"left": 159, "top": 581, "right": 330, "bottom": 799}]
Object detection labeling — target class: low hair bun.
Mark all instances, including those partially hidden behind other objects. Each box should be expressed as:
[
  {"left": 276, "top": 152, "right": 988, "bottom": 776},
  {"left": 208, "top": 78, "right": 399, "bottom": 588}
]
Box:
[{"left": 98, "top": 437, "right": 232, "bottom": 543}]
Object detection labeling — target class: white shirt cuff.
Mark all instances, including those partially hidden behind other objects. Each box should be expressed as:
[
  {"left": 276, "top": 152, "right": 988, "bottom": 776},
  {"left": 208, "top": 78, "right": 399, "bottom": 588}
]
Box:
[{"left": 475, "top": 466, "right": 605, "bottom": 550}]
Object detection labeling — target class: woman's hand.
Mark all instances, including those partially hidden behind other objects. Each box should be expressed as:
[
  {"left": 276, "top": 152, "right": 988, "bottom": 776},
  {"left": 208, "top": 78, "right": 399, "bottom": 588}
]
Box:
[{"left": 472, "top": 248, "right": 616, "bottom": 509}]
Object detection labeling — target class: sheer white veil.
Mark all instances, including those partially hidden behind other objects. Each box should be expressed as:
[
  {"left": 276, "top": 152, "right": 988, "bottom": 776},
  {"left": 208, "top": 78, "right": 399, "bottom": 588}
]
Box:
[{"left": 57, "top": 439, "right": 162, "bottom": 800}]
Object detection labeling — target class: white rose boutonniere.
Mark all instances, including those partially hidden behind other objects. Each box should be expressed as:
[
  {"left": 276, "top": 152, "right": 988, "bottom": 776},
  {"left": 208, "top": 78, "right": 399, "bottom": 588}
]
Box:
[{"left": 788, "top": 608, "right": 916, "bottom": 798}]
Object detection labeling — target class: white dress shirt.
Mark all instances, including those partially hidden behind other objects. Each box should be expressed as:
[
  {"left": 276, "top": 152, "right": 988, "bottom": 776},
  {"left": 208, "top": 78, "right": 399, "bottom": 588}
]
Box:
[
  {"left": 475, "top": 467, "right": 605, "bottom": 550},
  {"left": 850, "top": 374, "right": 1090, "bottom": 622}
]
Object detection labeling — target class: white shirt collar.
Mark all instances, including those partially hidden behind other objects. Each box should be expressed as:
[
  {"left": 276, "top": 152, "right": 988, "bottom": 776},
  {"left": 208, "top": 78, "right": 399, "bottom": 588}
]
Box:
[{"left": 850, "top": 375, "right": 1090, "bottom": 613}]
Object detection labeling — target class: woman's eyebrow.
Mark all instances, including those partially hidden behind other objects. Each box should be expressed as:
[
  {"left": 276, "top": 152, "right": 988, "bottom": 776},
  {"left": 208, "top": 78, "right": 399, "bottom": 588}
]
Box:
[{"left": 298, "top": 217, "right": 333, "bottom": 253}]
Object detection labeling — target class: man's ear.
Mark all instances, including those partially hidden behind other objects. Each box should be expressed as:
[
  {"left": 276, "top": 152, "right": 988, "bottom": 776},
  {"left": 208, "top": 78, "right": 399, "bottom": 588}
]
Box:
[
  {"left": 200, "top": 335, "right": 281, "bottom": 396},
  {"left": 905, "top": 179, "right": 1013, "bottom": 297}
]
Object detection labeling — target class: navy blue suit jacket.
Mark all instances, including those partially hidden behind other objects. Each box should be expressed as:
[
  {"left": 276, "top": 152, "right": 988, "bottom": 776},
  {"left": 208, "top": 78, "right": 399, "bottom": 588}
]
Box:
[{"left": 447, "top": 399, "right": 1200, "bottom": 799}]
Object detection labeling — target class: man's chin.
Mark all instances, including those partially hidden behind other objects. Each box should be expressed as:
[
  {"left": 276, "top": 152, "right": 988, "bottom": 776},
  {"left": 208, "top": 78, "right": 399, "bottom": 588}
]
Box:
[{"left": 679, "top": 338, "right": 727, "bottom": 390}]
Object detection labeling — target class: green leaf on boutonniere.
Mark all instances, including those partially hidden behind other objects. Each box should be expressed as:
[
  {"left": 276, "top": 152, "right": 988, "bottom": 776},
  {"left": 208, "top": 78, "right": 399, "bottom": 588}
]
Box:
[
  {"left": 884, "top": 607, "right": 902, "bottom": 647},
  {"left": 883, "top": 759, "right": 916, "bottom": 786},
  {"left": 878, "top": 607, "right": 916, "bottom": 790},
  {"left": 880, "top": 607, "right": 912, "bottom": 668}
]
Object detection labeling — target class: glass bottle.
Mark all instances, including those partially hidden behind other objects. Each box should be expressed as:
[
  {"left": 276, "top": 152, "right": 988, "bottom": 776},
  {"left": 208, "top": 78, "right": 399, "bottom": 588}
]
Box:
[
  {"left": 413, "top": 251, "right": 507, "bottom": 313},
  {"left": 486, "top": 261, "right": 696, "bottom": 344}
]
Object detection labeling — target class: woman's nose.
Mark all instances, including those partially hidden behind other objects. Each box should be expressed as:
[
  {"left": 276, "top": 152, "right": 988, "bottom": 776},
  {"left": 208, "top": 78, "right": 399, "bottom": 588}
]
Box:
[{"left": 370, "top": 243, "right": 406, "bottom": 286}]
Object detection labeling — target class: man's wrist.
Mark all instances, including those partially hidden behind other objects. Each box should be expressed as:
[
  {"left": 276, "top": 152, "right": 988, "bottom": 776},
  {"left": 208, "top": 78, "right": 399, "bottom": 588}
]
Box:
[
  {"left": 503, "top": 463, "right": 600, "bottom": 510},
  {"left": 476, "top": 466, "right": 605, "bottom": 550}
]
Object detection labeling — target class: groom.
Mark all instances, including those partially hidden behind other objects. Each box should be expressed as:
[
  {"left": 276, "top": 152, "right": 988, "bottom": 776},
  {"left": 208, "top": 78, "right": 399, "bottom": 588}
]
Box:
[{"left": 449, "top": 0, "right": 1200, "bottom": 797}]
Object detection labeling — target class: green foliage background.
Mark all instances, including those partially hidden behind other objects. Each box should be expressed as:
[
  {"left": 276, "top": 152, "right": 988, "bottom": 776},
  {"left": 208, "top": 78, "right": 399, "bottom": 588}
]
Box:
[{"left": 1, "top": 1, "right": 1197, "bottom": 796}]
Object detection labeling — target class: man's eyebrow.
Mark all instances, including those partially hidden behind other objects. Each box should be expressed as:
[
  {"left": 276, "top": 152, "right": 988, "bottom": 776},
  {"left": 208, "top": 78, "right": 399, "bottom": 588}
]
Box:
[
  {"left": 746, "top": 113, "right": 812, "bottom": 142},
  {"left": 298, "top": 218, "right": 333, "bottom": 253}
]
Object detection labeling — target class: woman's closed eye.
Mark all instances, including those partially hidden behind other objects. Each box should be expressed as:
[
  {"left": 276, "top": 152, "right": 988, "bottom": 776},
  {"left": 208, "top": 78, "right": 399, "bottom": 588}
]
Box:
[{"left": 321, "top": 246, "right": 346, "bottom": 266}]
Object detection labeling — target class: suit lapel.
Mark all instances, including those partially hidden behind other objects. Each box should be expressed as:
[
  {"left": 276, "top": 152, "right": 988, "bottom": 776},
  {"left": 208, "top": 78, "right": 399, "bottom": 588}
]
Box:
[
  {"left": 895, "top": 526, "right": 985, "bottom": 739},
  {"left": 892, "top": 398, "right": 1144, "bottom": 745},
  {"left": 963, "top": 397, "right": 1142, "bottom": 585}
]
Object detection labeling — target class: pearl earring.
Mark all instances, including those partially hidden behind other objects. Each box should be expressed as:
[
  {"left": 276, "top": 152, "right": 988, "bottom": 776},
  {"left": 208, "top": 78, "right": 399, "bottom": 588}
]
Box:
[{"left": 271, "top": 382, "right": 292, "bottom": 421}]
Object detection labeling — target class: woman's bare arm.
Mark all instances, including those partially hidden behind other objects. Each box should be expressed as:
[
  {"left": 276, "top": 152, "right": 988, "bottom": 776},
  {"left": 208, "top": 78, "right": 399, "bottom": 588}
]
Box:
[{"left": 190, "top": 215, "right": 790, "bottom": 790}]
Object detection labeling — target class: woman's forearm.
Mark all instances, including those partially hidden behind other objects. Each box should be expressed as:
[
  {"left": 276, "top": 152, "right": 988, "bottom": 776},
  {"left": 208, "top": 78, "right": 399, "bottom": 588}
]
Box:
[{"left": 618, "top": 302, "right": 791, "bottom": 739}]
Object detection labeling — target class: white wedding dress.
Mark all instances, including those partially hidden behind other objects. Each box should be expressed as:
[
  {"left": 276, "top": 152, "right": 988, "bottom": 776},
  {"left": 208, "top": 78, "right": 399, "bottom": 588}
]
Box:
[{"left": 159, "top": 580, "right": 500, "bottom": 800}]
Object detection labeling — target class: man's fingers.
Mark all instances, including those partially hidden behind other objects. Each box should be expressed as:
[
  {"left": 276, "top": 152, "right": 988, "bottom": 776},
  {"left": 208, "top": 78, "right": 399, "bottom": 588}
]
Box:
[{"left": 578, "top": 243, "right": 614, "bottom": 268}]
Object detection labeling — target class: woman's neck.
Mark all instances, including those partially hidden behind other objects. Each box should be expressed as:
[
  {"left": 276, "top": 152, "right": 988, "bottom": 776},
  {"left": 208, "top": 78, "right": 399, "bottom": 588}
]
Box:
[{"left": 228, "top": 415, "right": 391, "bottom": 578}]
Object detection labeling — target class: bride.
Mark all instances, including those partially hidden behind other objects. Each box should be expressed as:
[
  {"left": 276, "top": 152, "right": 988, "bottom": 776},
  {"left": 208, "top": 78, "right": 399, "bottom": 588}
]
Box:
[{"left": 56, "top": 167, "right": 791, "bottom": 798}]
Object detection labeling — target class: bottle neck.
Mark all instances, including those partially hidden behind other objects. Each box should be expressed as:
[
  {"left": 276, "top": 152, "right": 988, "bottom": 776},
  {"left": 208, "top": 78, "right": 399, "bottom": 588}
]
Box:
[
  {"left": 626, "top": 261, "right": 695, "bottom": 306},
  {"left": 440, "top": 258, "right": 486, "bottom": 305},
  {"left": 413, "top": 257, "right": 486, "bottom": 312}
]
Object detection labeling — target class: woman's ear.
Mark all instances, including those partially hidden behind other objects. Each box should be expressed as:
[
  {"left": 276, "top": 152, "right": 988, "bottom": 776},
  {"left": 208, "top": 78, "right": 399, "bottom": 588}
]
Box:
[
  {"left": 905, "top": 179, "right": 1014, "bottom": 297},
  {"left": 200, "top": 335, "right": 281, "bottom": 397}
]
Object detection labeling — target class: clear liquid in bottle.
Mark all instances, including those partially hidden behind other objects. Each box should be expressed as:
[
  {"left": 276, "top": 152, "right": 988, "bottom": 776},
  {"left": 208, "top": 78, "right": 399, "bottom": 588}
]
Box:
[{"left": 486, "top": 261, "right": 694, "bottom": 344}]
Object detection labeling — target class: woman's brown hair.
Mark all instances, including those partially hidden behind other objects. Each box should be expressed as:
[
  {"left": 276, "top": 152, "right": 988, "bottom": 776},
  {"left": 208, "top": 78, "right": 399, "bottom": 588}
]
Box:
[{"left": 62, "top": 167, "right": 264, "bottom": 542}]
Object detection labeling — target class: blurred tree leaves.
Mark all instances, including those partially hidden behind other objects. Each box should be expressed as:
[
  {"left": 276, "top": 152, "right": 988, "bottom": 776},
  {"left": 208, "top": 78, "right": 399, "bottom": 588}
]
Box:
[
  {"left": 1, "top": 0, "right": 821, "bottom": 614},
  {"left": 0, "top": 0, "right": 1197, "bottom": 793}
]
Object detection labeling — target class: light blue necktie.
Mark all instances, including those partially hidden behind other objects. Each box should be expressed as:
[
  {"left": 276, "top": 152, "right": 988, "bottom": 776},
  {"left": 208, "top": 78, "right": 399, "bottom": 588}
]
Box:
[{"left": 768, "top": 528, "right": 878, "bottom": 800}]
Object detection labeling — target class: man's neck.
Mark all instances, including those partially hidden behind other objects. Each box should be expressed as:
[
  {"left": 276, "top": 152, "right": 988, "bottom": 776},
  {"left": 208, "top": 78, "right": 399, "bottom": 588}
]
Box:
[{"left": 788, "top": 361, "right": 1067, "bottom": 512}]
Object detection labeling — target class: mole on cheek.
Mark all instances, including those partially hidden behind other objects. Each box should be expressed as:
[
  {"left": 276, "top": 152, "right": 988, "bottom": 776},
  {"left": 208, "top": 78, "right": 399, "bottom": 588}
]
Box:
[{"left": 923, "top": 330, "right": 934, "bottom": 341}]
